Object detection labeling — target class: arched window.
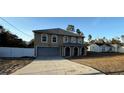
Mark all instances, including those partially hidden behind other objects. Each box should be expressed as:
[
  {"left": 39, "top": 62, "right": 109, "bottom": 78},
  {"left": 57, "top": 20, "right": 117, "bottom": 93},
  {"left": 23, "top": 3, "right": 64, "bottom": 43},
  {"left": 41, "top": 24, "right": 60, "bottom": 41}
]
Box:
[
  {"left": 78, "top": 38, "right": 82, "bottom": 44},
  {"left": 63, "top": 36, "right": 68, "bottom": 43},
  {"left": 41, "top": 34, "right": 48, "bottom": 43},
  {"left": 52, "top": 35, "right": 57, "bottom": 43},
  {"left": 71, "top": 37, "right": 76, "bottom": 43}
]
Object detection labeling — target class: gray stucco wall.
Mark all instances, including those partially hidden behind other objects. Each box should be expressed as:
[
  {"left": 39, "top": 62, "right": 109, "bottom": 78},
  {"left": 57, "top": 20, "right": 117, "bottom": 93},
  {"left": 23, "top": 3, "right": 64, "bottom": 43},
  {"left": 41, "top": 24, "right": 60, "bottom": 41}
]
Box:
[{"left": 34, "top": 33, "right": 84, "bottom": 47}]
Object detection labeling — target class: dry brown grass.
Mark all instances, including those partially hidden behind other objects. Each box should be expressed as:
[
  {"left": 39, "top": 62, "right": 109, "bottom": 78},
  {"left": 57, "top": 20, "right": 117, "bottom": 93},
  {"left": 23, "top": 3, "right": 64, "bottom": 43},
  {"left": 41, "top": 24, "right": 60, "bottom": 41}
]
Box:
[
  {"left": 68, "top": 53, "right": 124, "bottom": 75},
  {"left": 0, "top": 58, "right": 34, "bottom": 75}
]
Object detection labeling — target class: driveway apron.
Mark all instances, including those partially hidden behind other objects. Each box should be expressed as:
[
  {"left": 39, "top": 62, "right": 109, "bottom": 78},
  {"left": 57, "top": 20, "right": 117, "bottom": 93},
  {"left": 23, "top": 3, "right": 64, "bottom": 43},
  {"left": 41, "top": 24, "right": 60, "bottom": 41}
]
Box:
[{"left": 12, "top": 57, "right": 103, "bottom": 75}]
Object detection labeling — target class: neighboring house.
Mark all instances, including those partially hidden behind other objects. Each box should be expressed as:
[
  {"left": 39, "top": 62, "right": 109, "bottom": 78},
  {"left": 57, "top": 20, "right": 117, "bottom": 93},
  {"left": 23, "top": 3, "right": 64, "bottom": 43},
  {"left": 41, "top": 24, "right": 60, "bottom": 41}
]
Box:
[
  {"left": 119, "top": 46, "right": 124, "bottom": 53},
  {"left": 121, "top": 35, "right": 124, "bottom": 43},
  {"left": 33, "top": 28, "right": 86, "bottom": 57},
  {"left": 88, "top": 44, "right": 102, "bottom": 52},
  {"left": 88, "top": 43, "right": 124, "bottom": 53},
  {"left": 88, "top": 43, "right": 113, "bottom": 52},
  {"left": 111, "top": 44, "right": 120, "bottom": 52},
  {"left": 101, "top": 44, "right": 112, "bottom": 52}
]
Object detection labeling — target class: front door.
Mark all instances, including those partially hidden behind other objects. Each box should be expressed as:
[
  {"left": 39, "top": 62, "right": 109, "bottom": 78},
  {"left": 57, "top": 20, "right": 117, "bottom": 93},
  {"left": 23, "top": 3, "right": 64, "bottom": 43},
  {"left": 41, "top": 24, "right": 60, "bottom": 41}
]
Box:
[
  {"left": 74, "top": 47, "right": 78, "bottom": 56},
  {"left": 65, "top": 47, "right": 70, "bottom": 56}
]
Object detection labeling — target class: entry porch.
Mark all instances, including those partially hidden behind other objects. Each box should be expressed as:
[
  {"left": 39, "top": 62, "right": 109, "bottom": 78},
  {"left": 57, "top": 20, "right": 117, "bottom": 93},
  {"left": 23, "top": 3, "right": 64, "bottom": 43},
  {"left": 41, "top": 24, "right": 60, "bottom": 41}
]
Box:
[{"left": 60, "top": 43, "right": 86, "bottom": 57}]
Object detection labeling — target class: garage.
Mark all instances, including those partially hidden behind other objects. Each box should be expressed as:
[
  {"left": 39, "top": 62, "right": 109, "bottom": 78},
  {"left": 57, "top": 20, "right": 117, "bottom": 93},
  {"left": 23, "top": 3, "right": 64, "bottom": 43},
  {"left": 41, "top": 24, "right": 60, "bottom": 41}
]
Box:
[{"left": 37, "top": 47, "right": 60, "bottom": 57}]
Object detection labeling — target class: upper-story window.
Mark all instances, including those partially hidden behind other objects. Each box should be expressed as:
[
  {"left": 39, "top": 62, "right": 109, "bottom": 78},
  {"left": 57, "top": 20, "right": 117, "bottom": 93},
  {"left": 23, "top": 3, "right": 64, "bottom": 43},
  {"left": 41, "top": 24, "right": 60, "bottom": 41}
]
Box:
[
  {"left": 71, "top": 37, "right": 76, "bottom": 43},
  {"left": 51, "top": 35, "right": 58, "bottom": 43},
  {"left": 78, "top": 38, "right": 82, "bottom": 44},
  {"left": 63, "top": 36, "right": 69, "bottom": 43},
  {"left": 41, "top": 34, "right": 48, "bottom": 43}
]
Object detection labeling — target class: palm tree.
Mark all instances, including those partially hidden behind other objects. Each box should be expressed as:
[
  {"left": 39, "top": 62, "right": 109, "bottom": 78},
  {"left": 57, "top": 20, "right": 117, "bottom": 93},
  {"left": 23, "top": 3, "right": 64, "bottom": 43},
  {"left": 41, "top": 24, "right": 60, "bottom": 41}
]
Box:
[
  {"left": 88, "top": 34, "right": 92, "bottom": 42},
  {"left": 76, "top": 29, "right": 81, "bottom": 34},
  {"left": 66, "top": 25, "right": 75, "bottom": 32}
]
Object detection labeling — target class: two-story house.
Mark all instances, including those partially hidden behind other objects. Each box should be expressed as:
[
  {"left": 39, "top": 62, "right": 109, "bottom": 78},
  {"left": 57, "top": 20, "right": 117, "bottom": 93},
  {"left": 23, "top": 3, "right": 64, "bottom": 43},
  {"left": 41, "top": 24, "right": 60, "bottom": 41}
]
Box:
[{"left": 33, "top": 28, "right": 86, "bottom": 57}]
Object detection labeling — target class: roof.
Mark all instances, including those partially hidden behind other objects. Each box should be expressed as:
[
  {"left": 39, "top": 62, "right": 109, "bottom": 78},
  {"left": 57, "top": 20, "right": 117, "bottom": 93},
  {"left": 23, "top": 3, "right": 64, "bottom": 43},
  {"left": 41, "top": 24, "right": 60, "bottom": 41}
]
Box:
[
  {"left": 90, "top": 43, "right": 112, "bottom": 47},
  {"left": 33, "top": 28, "right": 84, "bottom": 37}
]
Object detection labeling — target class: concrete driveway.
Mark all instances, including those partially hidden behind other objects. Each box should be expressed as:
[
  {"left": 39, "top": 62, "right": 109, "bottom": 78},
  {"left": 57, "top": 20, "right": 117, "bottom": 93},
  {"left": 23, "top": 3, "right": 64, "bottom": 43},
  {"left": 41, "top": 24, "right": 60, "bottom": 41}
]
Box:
[{"left": 12, "top": 57, "right": 103, "bottom": 75}]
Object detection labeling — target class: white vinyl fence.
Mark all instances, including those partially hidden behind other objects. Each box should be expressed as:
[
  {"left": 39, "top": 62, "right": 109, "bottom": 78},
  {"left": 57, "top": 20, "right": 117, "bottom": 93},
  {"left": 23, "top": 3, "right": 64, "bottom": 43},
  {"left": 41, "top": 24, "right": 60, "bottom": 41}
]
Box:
[{"left": 0, "top": 47, "right": 34, "bottom": 57}]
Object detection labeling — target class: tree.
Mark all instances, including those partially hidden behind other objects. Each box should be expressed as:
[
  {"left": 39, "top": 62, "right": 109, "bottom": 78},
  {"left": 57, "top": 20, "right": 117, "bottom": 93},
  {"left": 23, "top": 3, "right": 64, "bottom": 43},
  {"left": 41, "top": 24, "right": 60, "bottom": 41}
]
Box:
[
  {"left": 88, "top": 34, "right": 92, "bottom": 42},
  {"left": 111, "top": 38, "right": 121, "bottom": 44},
  {"left": 0, "top": 26, "right": 27, "bottom": 47},
  {"left": 96, "top": 38, "right": 105, "bottom": 44},
  {"left": 76, "top": 29, "right": 81, "bottom": 34},
  {"left": 76, "top": 29, "right": 84, "bottom": 36},
  {"left": 102, "top": 37, "right": 109, "bottom": 43},
  {"left": 66, "top": 25, "right": 75, "bottom": 32},
  {"left": 0, "top": 25, "right": 4, "bottom": 44},
  {"left": 28, "top": 39, "right": 34, "bottom": 48},
  {"left": 0, "top": 25, "right": 4, "bottom": 31},
  {"left": 90, "top": 40, "right": 96, "bottom": 44},
  {"left": 103, "top": 37, "right": 106, "bottom": 41},
  {"left": 80, "top": 32, "right": 84, "bottom": 36}
]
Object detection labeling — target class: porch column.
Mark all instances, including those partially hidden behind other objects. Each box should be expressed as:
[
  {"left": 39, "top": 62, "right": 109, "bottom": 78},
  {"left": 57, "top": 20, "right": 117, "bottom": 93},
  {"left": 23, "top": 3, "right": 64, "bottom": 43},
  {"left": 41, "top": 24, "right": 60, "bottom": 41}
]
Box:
[
  {"left": 70, "top": 47, "right": 72, "bottom": 56},
  {"left": 72, "top": 47, "right": 74, "bottom": 56},
  {"left": 78, "top": 47, "right": 80, "bottom": 56},
  {"left": 60, "top": 47, "right": 63, "bottom": 56},
  {"left": 79, "top": 47, "right": 81, "bottom": 56},
  {"left": 63, "top": 47, "right": 65, "bottom": 56}
]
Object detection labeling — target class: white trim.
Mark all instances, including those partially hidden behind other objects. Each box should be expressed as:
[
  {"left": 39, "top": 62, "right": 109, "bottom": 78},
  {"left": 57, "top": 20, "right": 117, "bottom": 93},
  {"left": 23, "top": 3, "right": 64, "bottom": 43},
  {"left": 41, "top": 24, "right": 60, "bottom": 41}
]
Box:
[
  {"left": 41, "top": 34, "right": 48, "bottom": 43},
  {"left": 51, "top": 35, "right": 58, "bottom": 43}
]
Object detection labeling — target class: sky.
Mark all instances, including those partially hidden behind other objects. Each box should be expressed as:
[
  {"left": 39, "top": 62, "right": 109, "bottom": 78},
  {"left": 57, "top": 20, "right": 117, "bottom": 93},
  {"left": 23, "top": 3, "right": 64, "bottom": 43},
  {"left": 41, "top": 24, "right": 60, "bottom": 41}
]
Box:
[{"left": 0, "top": 17, "right": 124, "bottom": 41}]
